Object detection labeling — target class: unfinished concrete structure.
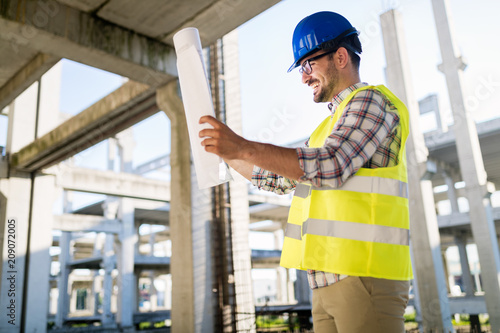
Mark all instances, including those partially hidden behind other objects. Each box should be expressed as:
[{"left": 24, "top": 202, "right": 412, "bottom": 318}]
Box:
[{"left": 1, "top": 1, "right": 500, "bottom": 333}]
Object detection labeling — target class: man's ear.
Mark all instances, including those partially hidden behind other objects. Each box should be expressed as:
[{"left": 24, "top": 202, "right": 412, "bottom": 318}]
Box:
[{"left": 335, "top": 47, "right": 349, "bottom": 69}]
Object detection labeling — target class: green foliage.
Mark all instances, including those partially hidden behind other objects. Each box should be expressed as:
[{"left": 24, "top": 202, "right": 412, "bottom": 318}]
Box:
[
  {"left": 138, "top": 321, "right": 167, "bottom": 330},
  {"left": 256, "top": 315, "right": 290, "bottom": 328},
  {"left": 404, "top": 311, "right": 416, "bottom": 322}
]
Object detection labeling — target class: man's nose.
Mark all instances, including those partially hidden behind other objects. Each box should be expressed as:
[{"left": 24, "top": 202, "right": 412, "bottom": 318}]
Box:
[{"left": 302, "top": 71, "right": 311, "bottom": 84}]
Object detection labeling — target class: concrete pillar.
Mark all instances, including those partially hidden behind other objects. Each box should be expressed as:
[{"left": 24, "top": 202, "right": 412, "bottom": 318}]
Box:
[
  {"left": 380, "top": 10, "right": 453, "bottom": 332},
  {"left": 455, "top": 235, "right": 475, "bottom": 297},
  {"left": 69, "top": 283, "right": 77, "bottom": 313},
  {"left": 191, "top": 170, "right": 211, "bottom": 330},
  {"left": 287, "top": 269, "right": 295, "bottom": 303},
  {"left": 116, "top": 128, "right": 135, "bottom": 173},
  {"left": 441, "top": 248, "right": 451, "bottom": 294},
  {"left": 1, "top": 61, "right": 60, "bottom": 332},
  {"left": 149, "top": 225, "right": 155, "bottom": 256},
  {"left": 24, "top": 173, "right": 57, "bottom": 332},
  {"left": 443, "top": 171, "right": 459, "bottom": 214},
  {"left": 148, "top": 272, "right": 157, "bottom": 311},
  {"left": 55, "top": 232, "right": 71, "bottom": 328},
  {"left": 108, "top": 137, "right": 118, "bottom": 171},
  {"left": 156, "top": 81, "right": 195, "bottom": 333},
  {"left": 101, "top": 234, "right": 115, "bottom": 327},
  {"left": 223, "top": 29, "right": 256, "bottom": 332},
  {"left": 431, "top": 1, "right": 500, "bottom": 330},
  {"left": 116, "top": 197, "right": 136, "bottom": 331},
  {"left": 294, "top": 270, "right": 311, "bottom": 304},
  {"left": 276, "top": 267, "right": 284, "bottom": 303},
  {"left": 0, "top": 87, "right": 37, "bottom": 333},
  {"left": 409, "top": 241, "right": 423, "bottom": 326},
  {"left": 23, "top": 63, "right": 62, "bottom": 332}
]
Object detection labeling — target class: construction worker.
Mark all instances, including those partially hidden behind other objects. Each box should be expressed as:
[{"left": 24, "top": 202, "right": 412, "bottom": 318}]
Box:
[{"left": 200, "top": 11, "right": 412, "bottom": 333}]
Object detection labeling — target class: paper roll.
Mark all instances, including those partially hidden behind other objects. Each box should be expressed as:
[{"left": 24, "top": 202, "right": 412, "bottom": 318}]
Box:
[{"left": 173, "top": 27, "right": 232, "bottom": 189}]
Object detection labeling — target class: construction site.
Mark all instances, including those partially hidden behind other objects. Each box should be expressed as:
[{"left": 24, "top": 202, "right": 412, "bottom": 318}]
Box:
[{"left": 1, "top": 0, "right": 499, "bottom": 332}]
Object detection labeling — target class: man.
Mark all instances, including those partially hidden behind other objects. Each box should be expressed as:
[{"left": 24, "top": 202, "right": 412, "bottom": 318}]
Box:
[{"left": 199, "top": 11, "right": 412, "bottom": 332}]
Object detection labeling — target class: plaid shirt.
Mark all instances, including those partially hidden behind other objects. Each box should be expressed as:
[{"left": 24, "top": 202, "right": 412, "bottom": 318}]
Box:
[{"left": 251, "top": 82, "right": 401, "bottom": 289}]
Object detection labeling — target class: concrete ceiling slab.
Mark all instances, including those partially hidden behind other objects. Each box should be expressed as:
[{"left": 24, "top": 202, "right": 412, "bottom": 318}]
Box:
[
  {"left": 0, "top": 41, "right": 39, "bottom": 89},
  {"left": 55, "top": 0, "right": 107, "bottom": 12},
  {"left": 97, "top": 0, "right": 218, "bottom": 39}
]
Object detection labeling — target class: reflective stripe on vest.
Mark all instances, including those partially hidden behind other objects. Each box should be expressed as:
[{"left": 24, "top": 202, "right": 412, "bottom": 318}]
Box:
[
  {"left": 284, "top": 219, "right": 409, "bottom": 245},
  {"left": 280, "top": 84, "right": 413, "bottom": 280},
  {"left": 293, "top": 176, "right": 408, "bottom": 199}
]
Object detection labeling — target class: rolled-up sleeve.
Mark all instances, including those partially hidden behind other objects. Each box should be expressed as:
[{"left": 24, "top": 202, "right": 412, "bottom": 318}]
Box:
[{"left": 251, "top": 166, "right": 297, "bottom": 195}]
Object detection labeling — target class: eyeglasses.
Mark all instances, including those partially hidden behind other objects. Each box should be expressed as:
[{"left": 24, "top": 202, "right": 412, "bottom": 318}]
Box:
[{"left": 298, "top": 49, "right": 337, "bottom": 75}]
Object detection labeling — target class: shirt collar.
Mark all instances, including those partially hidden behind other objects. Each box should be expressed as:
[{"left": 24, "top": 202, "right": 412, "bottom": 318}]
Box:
[{"left": 327, "top": 82, "right": 368, "bottom": 113}]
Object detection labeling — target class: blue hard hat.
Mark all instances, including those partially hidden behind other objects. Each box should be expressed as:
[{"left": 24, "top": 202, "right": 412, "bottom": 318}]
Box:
[{"left": 288, "top": 11, "right": 360, "bottom": 72}]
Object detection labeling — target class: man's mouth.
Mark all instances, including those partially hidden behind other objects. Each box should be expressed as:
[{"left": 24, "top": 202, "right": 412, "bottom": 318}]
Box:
[{"left": 311, "top": 82, "right": 320, "bottom": 94}]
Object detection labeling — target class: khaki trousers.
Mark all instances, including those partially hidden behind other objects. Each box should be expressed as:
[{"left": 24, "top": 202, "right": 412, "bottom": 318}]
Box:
[{"left": 312, "top": 276, "right": 410, "bottom": 333}]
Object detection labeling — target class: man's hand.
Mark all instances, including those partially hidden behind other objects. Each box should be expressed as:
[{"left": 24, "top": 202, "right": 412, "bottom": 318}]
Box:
[
  {"left": 199, "top": 115, "right": 252, "bottom": 160},
  {"left": 199, "top": 115, "right": 304, "bottom": 181}
]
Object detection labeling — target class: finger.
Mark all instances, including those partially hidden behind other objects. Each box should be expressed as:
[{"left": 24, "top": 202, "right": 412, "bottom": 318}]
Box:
[
  {"left": 199, "top": 115, "right": 219, "bottom": 127},
  {"left": 199, "top": 128, "right": 219, "bottom": 138},
  {"left": 200, "top": 138, "right": 217, "bottom": 147}
]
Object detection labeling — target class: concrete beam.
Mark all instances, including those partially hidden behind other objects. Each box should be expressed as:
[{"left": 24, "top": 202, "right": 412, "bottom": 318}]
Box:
[
  {"left": 58, "top": 166, "right": 170, "bottom": 202},
  {"left": 11, "top": 81, "right": 157, "bottom": 171},
  {"left": 0, "top": 53, "right": 59, "bottom": 111},
  {"left": 69, "top": 256, "right": 104, "bottom": 269},
  {"left": 448, "top": 296, "right": 487, "bottom": 315},
  {"left": 134, "top": 154, "right": 170, "bottom": 175},
  {"left": 0, "top": 0, "right": 177, "bottom": 85},
  {"left": 53, "top": 214, "right": 122, "bottom": 233},
  {"left": 251, "top": 249, "right": 281, "bottom": 268},
  {"left": 161, "top": 0, "right": 280, "bottom": 46}
]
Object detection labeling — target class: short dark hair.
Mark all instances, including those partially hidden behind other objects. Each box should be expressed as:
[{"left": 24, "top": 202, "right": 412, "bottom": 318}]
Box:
[{"left": 319, "top": 34, "right": 362, "bottom": 70}]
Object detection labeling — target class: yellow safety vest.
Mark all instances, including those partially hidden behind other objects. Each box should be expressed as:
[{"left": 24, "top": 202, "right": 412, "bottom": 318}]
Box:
[{"left": 280, "top": 85, "right": 413, "bottom": 281}]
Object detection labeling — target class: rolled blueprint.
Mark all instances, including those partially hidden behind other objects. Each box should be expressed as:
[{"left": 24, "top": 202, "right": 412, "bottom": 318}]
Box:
[{"left": 173, "top": 27, "right": 232, "bottom": 189}]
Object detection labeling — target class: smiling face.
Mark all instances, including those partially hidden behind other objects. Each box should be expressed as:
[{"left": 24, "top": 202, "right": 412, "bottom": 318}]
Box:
[{"left": 301, "top": 50, "right": 340, "bottom": 103}]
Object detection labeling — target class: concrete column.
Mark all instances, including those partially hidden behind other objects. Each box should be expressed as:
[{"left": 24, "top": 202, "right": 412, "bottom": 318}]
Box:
[
  {"left": 55, "top": 232, "right": 71, "bottom": 328},
  {"left": 455, "top": 235, "right": 475, "bottom": 296},
  {"left": 380, "top": 10, "right": 453, "bottom": 332},
  {"left": 443, "top": 171, "right": 460, "bottom": 214},
  {"left": 0, "top": 86, "right": 37, "bottom": 333},
  {"left": 223, "top": 29, "right": 256, "bottom": 332},
  {"left": 274, "top": 232, "right": 284, "bottom": 302},
  {"left": 276, "top": 267, "right": 284, "bottom": 303},
  {"left": 101, "top": 234, "right": 115, "bottom": 327},
  {"left": 116, "top": 198, "right": 136, "bottom": 331},
  {"left": 287, "top": 269, "right": 295, "bottom": 303},
  {"left": 441, "top": 248, "right": 451, "bottom": 294},
  {"left": 156, "top": 81, "right": 195, "bottom": 333},
  {"left": 23, "top": 63, "right": 61, "bottom": 332},
  {"left": 190, "top": 174, "right": 209, "bottom": 329},
  {"left": 149, "top": 225, "right": 155, "bottom": 256},
  {"left": 69, "top": 284, "right": 77, "bottom": 313},
  {"left": 116, "top": 128, "right": 135, "bottom": 173},
  {"left": 24, "top": 173, "right": 57, "bottom": 332},
  {"left": 431, "top": 1, "right": 500, "bottom": 330},
  {"left": 108, "top": 137, "right": 118, "bottom": 171},
  {"left": 294, "top": 270, "right": 311, "bottom": 304},
  {"left": 409, "top": 241, "right": 423, "bottom": 326}
]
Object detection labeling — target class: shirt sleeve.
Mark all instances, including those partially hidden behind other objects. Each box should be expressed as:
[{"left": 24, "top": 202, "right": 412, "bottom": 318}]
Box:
[
  {"left": 251, "top": 165, "right": 298, "bottom": 195},
  {"left": 296, "top": 89, "right": 399, "bottom": 188}
]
